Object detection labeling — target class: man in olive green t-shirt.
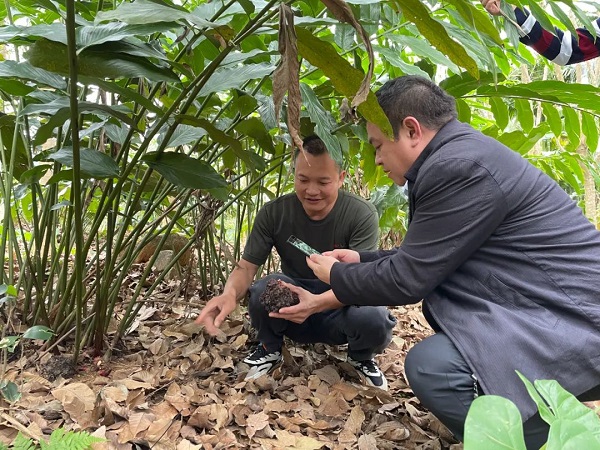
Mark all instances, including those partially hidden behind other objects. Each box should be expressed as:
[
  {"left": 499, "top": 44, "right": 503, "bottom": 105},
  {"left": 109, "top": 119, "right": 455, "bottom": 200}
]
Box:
[{"left": 195, "top": 136, "right": 396, "bottom": 390}]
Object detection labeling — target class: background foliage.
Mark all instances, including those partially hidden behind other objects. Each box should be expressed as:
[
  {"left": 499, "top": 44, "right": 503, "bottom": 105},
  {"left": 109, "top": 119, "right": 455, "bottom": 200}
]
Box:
[{"left": 0, "top": 0, "right": 598, "bottom": 368}]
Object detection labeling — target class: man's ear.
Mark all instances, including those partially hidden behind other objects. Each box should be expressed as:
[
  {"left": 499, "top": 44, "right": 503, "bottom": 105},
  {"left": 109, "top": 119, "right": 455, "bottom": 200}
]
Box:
[{"left": 402, "top": 116, "right": 423, "bottom": 141}]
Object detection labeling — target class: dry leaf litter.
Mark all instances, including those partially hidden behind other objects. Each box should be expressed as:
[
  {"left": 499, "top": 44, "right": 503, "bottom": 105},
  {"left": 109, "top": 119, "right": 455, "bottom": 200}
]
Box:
[{"left": 3, "top": 271, "right": 467, "bottom": 450}]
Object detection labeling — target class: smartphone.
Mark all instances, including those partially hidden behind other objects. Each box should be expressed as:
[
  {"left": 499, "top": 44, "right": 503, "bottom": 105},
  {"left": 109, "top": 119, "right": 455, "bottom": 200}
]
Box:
[{"left": 286, "top": 235, "right": 321, "bottom": 257}]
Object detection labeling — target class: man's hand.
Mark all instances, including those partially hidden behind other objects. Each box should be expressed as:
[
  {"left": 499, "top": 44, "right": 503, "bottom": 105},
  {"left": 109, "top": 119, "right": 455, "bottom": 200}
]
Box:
[
  {"left": 269, "top": 282, "right": 340, "bottom": 323},
  {"left": 194, "top": 293, "right": 237, "bottom": 336},
  {"left": 481, "top": 0, "right": 502, "bottom": 16},
  {"left": 306, "top": 253, "right": 342, "bottom": 284},
  {"left": 322, "top": 249, "right": 360, "bottom": 263}
]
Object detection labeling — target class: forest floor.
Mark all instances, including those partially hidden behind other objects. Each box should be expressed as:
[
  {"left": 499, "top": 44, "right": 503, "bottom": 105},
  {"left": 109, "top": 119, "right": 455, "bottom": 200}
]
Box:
[{"left": 2, "top": 272, "right": 463, "bottom": 450}]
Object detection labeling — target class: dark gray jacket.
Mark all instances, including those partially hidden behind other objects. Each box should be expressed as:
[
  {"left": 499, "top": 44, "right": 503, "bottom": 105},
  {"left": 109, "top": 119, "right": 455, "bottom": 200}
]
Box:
[{"left": 330, "top": 120, "right": 600, "bottom": 420}]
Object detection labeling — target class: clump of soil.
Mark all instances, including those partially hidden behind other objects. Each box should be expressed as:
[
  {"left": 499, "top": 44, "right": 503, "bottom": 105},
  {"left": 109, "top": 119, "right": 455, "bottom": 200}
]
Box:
[
  {"left": 259, "top": 279, "right": 299, "bottom": 313},
  {"left": 39, "top": 355, "right": 77, "bottom": 381}
]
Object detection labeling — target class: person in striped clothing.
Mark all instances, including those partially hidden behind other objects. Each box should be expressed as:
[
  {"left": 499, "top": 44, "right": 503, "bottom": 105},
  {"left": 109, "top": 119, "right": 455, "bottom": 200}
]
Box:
[{"left": 481, "top": 0, "right": 600, "bottom": 65}]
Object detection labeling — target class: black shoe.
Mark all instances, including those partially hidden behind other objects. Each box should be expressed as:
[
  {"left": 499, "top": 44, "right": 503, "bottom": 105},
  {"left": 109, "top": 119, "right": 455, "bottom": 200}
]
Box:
[
  {"left": 243, "top": 345, "right": 282, "bottom": 380},
  {"left": 347, "top": 356, "right": 388, "bottom": 391}
]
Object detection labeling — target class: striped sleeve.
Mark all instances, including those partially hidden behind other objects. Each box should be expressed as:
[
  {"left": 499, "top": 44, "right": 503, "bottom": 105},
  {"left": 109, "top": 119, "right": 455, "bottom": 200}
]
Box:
[{"left": 515, "top": 8, "right": 600, "bottom": 65}]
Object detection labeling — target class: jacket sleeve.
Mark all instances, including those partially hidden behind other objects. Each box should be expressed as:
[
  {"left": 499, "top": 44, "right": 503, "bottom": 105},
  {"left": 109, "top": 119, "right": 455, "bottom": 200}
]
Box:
[
  {"left": 515, "top": 8, "right": 600, "bottom": 65},
  {"left": 330, "top": 158, "right": 508, "bottom": 306}
]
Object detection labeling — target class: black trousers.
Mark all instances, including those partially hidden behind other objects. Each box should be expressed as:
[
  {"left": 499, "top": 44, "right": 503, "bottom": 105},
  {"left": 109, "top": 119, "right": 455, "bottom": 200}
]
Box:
[
  {"left": 247, "top": 273, "right": 397, "bottom": 361},
  {"left": 404, "top": 333, "right": 600, "bottom": 450}
]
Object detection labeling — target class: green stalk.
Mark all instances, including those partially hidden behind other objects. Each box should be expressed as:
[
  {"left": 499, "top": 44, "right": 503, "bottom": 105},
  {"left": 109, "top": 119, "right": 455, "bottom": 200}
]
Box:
[{"left": 65, "top": 0, "right": 84, "bottom": 362}]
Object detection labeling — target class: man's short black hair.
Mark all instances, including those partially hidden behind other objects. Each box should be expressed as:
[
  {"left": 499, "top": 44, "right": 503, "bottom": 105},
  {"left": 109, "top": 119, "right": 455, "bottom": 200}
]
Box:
[
  {"left": 294, "top": 135, "right": 343, "bottom": 171},
  {"left": 376, "top": 76, "right": 458, "bottom": 138}
]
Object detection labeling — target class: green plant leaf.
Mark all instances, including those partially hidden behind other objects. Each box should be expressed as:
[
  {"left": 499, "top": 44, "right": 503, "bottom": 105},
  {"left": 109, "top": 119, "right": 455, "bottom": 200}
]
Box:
[
  {"left": 464, "top": 395, "right": 527, "bottom": 450},
  {"left": 197, "top": 63, "right": 274, "bottom": 98},
  {"left": 299, "top": 83, "right": 342, "bottom": 165},
  {"left": 440, "top": 72, "right": 504, "bottom": 98},
  {"left": 0, "top": 336, "right": 19, "bottom": 351},
  {"left": 26, "top": 39, "right": 179, "bottom": 82},
  {"left": 47, "top": 147, "right": 120, "bottom": 179},
  {"left": 547, "top": 419, "right": 600, "bottom": 450},
  {"left": 22, "top": 325, "right": 54, "bottom": 340},
  {"left": 445, "top": 0, "right": 503, "bottom": 46},
  {"left": 517, "top": 371, "right": 555, "bottom": 424},
  {"left": 514, "top": 99, "right": 533, "bottom": 134},
  {"left": 388, "top": 35, "right": 461, "bottom": 74},
  {"left": 0, "top": 60, "right": 66, "bottom": 89},
  {"left": 581, "top": 113, "right": 598, "bottom": 154},
  {"left": 541, "top": 103, "right": 562, "bottom": 138},
  {"left": 0, "top": 114, "right": 30, "bottom": 181},
  {"left": 76, "top": 21, "right": 181, "bottom": 52},
  {"left": 142, "top": 152, "right": 228, "bottom": 190},
  {"left": 562, "top": 107, "right": 580, "bottom": 151},
  {"left": 534, "top": 379, "right": 600, "bottom": 432},
  {"left": 373, "top": 45, "right": 432, "bottom": 78},
  {"left": 296, "top": 27, "right": 392, "bottom": 137},
  {"left": 489, "top": 97, "right": 509, "bottom": 130},
  {"left": 391, "top": 0, "right": 479, "bottom": 78},
  {"left": 96, "top": 0, "right": 202, "bottom": 25},
  {"left": 0, "top": 380, "right": 21, "bottom": 403}
]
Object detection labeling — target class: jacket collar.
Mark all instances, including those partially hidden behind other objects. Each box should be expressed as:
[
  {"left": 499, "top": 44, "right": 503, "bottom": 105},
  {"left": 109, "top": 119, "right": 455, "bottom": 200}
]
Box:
[{"left": 404, "top": 119, "right": 460, "bottom": 183}]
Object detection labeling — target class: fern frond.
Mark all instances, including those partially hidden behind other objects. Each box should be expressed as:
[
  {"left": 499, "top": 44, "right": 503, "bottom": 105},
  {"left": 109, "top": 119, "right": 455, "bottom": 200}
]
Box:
[
  {"left": 40, "top": 428, "right": 104, "bottom": 450},
  {"left": 12, "top": 434, "right": 36, "bottom": 450}
]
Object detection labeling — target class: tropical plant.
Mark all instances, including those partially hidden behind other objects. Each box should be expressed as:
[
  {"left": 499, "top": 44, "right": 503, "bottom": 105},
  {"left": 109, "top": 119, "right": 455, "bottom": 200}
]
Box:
[
  {"left": 464, "top": 372, "right": 600, "bottom": 449},
  {"left": 0, "top": 0, "right": 598, "bottom": 362}
]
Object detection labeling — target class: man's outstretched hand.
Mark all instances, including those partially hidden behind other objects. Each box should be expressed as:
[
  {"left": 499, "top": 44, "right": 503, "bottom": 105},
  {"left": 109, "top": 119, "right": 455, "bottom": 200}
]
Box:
[
  {"left": 194, "top": 294, "right": 237, "bottom": 336},
  {"left": 481, "top": 0, "right": 502, "bottom": 16}
]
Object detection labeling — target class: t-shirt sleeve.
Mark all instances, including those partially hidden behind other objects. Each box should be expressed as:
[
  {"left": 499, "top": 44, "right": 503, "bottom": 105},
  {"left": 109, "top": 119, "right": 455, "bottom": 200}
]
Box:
[{"left": 241, "top": 205, "right": 274, "bottom": 266}]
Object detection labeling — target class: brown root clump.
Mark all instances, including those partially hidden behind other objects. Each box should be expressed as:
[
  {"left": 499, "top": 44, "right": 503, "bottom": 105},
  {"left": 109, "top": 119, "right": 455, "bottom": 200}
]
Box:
[{"left": 259, "top": 279, "right": 299, "bottom": 313}]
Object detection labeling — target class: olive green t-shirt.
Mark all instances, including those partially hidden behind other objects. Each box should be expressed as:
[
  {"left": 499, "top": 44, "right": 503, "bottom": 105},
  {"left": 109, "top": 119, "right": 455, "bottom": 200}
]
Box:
[{"left": 242, "top": 191, "right": 379, "bottom": 279}]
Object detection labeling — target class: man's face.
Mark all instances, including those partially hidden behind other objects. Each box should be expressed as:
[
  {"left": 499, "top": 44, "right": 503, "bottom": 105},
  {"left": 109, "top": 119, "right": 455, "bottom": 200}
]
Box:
[
  {"left": 367, "top": 121, "right": 421, "bottom": 186},
  {"left": 294, "top": 152, "right": 345, "bottom": 220}
]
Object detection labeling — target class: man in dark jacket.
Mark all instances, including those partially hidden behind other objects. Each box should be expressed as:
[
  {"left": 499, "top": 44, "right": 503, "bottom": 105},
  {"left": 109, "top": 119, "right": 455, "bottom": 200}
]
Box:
[{"left": 289, "top": 76, "right": 600, "bottom": 449}]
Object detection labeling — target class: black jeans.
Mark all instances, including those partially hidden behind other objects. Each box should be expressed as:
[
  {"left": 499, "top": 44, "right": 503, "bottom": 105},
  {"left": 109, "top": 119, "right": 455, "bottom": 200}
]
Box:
[
  {"left": 247, "top": 273, "right": 397, "bottom": 361},
  {"left": 404, "top": 332, "right": 600, "bottom": 450}
]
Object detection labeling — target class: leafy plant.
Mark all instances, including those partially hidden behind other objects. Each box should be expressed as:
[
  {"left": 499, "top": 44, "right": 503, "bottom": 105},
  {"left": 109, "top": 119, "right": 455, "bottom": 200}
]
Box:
[
  {"left": 0, "top": 429, "right": 103, "bottom": 450},
  {"left": 464, "top": 372, "right": 600, "bottom": 449}
]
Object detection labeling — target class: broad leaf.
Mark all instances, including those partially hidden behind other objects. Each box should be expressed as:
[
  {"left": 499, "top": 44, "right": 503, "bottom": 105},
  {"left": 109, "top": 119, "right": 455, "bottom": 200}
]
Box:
[
  {"left": 22, "top": 325, "right": 54, "bottom": 340},
  {"left": 0, "top": 60, "right": 66, "bottom": 89},
  {"left": 581, "top": 113, "right": 599, "bottom": 154},
  {"left": 547, "top": 419, "right": 600, "bottom": 450},
  {"left": 142, "top": 152, "right": 228, "bottom": 190},
  {"left": 296, "top": 27, "right": 392, "bottom": 137},
  {"left": 96, "top": 0, "right": 201, "bottom": 26},
  {"left": 562, "top": 107, "right": 580, "bottom": 151},
  {"left": 300, "top": 83, "right": 342, "bottom": 164},
  {"left": 391, "top": 0, "right": 478, "bottom": 78},
  {"left": 489, "top": 97, "right": 509, "bottom": 130},
  {"left": 76, "top": 21, "right": 181, "bottom": 52},
  {"left": 26, "top": 39, "right": 179, "bottom": 82},
  {"left": 198, "top": 63, "right": 275, "bottom": 98},
  {"left": 464, "top": 395, "right": 527, "bottom": 450},
  {"left": 0, "top": 380, "right": 21, "bottom": 403},
  {"left": 0, "top": 336, "right": 19, "bottom": 351},
  {"left": 541, "top": 103, "right": 562, "bottom": 138},
  {"left": 47, "top": 147, "right": 120, "bottom": 179},
  {"left": 514, "top": 99, "right": 533, "bottom": 134}
]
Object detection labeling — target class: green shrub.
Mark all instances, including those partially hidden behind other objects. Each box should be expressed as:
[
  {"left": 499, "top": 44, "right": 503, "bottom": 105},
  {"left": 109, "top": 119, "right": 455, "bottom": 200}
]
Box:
[{"left": 464, "top": 371, "right": 600, "bottom": 450}]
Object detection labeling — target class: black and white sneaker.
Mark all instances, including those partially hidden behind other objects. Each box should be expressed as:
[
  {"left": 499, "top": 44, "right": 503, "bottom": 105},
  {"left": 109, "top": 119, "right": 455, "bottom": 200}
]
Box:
[
  {"left": 347, "top": 356, "right": 388, "bottom": 391},
  {"left": 243, "top": 345, "right": 282, "bottom": 380}
]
